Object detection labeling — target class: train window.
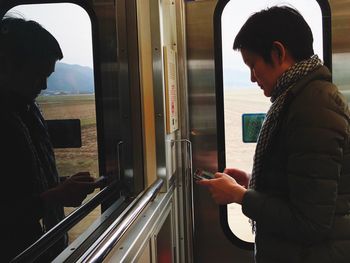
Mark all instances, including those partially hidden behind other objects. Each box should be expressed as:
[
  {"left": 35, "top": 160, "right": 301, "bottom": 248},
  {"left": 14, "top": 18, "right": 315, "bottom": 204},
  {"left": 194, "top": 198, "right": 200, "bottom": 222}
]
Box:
[
  {"left": 1, "top": 0, "right": 143, "bottom": 260},
  {"left": 219, "top": 0, "right": 324, "bottom": 244},
  {"left": 5, "top": 2, "right": 99, "bottom": 245},
  {"left": 332, "top": 4, "right": 350, "bottom": 103}
]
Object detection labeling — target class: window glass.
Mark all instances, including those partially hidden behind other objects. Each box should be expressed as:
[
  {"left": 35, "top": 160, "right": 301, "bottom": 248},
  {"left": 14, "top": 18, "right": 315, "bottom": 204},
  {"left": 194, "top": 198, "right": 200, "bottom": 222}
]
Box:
[
  {"left": 331, "top": 0, "right": 350, "bottom": 103},
  {"left": 6, "top": 3, "right": 99, "bottom": 245},
  {"left": 333, "top": 53, "right": 350, "bottom": 101},
  {"left": 221, "top": 0, "right": 323, "bottom": 242}
]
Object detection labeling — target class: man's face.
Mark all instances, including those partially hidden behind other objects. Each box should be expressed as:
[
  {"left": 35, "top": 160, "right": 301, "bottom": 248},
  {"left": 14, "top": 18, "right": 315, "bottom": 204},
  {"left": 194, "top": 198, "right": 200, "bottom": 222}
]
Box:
[
  {"left": 12, "top": 57, "right": 57, "bottom": 101},
  {"left": 241, "top": 49, "right": 280, "bottom": 97}
]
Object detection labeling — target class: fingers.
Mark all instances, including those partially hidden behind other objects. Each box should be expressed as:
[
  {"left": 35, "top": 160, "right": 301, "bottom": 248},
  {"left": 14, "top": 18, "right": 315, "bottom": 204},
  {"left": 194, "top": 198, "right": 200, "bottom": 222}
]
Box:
[
  {"left": 215, "top": 173, "right": 237, "bottom": 183},
  {"left": 196, "top": 178, "right": 211, "bottom": 186},
  {"left": 70, "top": 172, "right": 94, "bottom": 182},
  {"left": 223, "top": 168, "right": 249, "bottom": 188},
  {"left": 224, "top": 167, "right": 242, "bottom": 174},
  {"left": 77, "top": 177, "right": 106, "bottom": 191},
  {"left": 196, "top": 173, "right": 225, "bottom": 184},
  {"left": 64, "top": 175, "right": 97, "bottom": 193},
  {"left": 69, "top": 173, "right": 108, "bottom": 194},
  {"left": 223, "top": 168, "right": 246, "bottom": 179},
  {"left": 71, "top": 173, "right": 108, "bottom": 188},
  {"left": 59, "top": 173, "right": 104, "bottom": 207},
  {"left": 214, "top": 172, "right": 225, "bottom": 178},
  {"left": 72, "top": 171, "right": 91, "bottom": 177}
]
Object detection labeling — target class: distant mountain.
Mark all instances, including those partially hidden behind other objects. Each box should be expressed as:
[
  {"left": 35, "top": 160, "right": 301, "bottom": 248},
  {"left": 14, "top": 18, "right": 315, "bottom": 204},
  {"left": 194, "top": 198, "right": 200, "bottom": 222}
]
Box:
[{"left": 44, "top": 62, "right": 94, "bottom": 95}]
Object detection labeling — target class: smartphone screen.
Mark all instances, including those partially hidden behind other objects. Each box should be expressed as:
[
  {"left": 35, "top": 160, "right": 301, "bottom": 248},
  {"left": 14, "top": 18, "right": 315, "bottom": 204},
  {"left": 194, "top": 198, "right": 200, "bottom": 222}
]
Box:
[{"left": 193, "top": 169, "right": 215, "bottom": 180}]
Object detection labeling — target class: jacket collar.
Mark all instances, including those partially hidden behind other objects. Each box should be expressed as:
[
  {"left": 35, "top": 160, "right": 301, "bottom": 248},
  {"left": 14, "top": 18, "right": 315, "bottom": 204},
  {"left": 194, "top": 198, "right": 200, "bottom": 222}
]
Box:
[{"left": 287, "top": 65, "right": 332, "bottom": 98}]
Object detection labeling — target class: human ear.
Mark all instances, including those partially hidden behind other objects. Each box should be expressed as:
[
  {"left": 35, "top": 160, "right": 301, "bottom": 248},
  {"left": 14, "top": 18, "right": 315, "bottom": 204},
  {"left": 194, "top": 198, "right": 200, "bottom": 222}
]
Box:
[{"left": 271, "top": 41, "right": 286, "bottom": 64}]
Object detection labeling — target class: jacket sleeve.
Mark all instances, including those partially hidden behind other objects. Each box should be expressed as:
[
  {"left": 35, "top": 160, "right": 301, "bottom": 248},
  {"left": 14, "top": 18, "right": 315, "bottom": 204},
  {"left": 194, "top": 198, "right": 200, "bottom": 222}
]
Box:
[
  {"left": 242, "top": 82, "right": 349, "bottom": 244},
  {"left": 0, "top": 114, "right": 45, "bottom": 225}
]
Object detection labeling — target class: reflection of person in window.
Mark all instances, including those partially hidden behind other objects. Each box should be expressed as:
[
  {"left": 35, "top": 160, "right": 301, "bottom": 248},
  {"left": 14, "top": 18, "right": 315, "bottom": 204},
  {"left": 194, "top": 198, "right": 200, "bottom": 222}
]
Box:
[
  {"left": 198, "top": 6, "right": 350, "bottom": 263},
  {"left": 0, "top": 17, "right": 100, "bottom": 262}
]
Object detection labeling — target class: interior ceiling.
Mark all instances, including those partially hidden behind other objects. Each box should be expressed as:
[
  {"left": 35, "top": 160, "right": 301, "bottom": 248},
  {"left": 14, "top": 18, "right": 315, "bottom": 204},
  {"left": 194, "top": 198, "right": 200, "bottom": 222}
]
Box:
[{"left": 330, "top": 0, "right": 350, "bottom": 53}]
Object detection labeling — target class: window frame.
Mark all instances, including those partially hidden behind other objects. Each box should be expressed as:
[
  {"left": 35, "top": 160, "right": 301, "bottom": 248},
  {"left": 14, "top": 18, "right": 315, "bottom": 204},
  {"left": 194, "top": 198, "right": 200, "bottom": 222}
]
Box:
[{"left": 0, "top": 0, "right": 144, "bottom": 260}]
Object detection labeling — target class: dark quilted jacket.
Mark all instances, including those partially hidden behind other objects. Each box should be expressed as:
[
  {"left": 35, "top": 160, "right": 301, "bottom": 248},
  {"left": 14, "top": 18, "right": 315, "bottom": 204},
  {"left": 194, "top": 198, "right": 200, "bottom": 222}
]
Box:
[
  {"left": 242, "top": 66, "right": 350, "bottom": 263},
  {"left": 0, "top": 93, "right": 67, "bottom": 262}
]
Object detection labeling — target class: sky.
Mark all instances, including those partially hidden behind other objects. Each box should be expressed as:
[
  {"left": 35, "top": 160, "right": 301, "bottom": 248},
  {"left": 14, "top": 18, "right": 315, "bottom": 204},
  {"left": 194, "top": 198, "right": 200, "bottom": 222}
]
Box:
[
  {"left": 5, "top": 1, "right": 324, "bottom": 82},
  {"left": 6, "top": 3, "right": 94, "bottom": 68},
  {"left": 222, "top": 0, "right": 323, "bottom": 88}
]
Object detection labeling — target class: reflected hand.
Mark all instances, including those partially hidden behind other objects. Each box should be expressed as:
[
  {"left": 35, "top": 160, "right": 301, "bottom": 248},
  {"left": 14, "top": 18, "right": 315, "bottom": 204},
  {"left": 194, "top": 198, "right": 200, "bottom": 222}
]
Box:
[
  {"left": 42, "top": 172, "right": 99, "bottom": 207},
  {"left": 223, "top": 168, "right": 250, "bottom": 188},
  {"left": 196, "top": 173, "right": 247, "bottom": 205}
]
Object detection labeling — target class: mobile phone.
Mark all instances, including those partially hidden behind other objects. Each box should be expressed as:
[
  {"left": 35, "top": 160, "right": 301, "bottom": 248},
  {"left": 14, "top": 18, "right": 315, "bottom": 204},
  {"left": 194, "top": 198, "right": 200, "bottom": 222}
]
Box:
[
  {"left": 95, "top": 176, "right": 107, "bottom": 186},
  {"left": 193, "top": 169, "right": 215, "bottom": 181}
]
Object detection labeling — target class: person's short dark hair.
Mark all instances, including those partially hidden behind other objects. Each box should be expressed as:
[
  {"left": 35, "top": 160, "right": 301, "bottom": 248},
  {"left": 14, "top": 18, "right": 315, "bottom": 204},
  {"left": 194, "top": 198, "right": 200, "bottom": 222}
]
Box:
[
  {"left": 0, "top": 17, "right": 63, "bottom": 68},
  {"left": 233, "top": 6, "right": 314, "bottom": 63}
]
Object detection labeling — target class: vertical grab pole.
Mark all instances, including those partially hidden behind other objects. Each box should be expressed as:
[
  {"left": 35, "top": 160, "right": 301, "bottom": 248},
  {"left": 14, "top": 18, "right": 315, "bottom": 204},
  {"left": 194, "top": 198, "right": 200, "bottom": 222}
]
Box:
[
  {"left": 170, "top": 139, "right": 195, "bottom": 236},
  {"left": 116, "top": 141, "right": 124, "bottom": 181}
]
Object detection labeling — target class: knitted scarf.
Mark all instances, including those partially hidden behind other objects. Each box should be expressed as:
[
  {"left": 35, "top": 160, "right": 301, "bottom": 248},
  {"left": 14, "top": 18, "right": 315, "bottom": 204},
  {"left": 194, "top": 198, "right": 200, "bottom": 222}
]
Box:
[
  {"left": 248, "top": 55, "right": 323, "bottom": 231},
  {"left": 249, "top": 54, "right": 322, "bottom": 189},
  {"left": 10, "top": 100, "right": 68, "bottom": 257}
]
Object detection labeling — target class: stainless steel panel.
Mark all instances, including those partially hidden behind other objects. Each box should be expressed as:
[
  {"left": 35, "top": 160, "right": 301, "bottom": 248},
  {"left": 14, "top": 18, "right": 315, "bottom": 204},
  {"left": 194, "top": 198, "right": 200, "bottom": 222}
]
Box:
[
  {"left": 77, "top": 179, "right": 163, "bottom": 262},
  {"left": 93, "top": 0, "right": 144, "bottom": 195},
  {"left": 150, "top": 0, "right": 167, "bottom": 183},
  {"left": 186, "top": 1, "right": 253, "bottom": 262},
  {"left": 103, "top": 184, "right": 175, "bottom": 262},
  {"left": 173, "top": 1, "right": 195, "bottom": 262}
]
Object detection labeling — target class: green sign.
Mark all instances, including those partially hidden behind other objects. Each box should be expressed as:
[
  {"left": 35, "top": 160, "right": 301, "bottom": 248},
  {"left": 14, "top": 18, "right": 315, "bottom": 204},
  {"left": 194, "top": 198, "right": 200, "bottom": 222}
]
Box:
[{"left": 242, "top": 113, "right": 266, "bottom": 143}]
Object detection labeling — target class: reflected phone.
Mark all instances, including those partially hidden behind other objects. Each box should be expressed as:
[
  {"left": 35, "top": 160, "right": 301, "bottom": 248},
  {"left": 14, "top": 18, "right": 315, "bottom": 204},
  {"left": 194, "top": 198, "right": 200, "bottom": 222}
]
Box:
[
  {"left": 193, "top": 169, "right": 215, "bottom": 181},
  {"left": 95, "top": 176, "right": 107, "bottom": 187}
]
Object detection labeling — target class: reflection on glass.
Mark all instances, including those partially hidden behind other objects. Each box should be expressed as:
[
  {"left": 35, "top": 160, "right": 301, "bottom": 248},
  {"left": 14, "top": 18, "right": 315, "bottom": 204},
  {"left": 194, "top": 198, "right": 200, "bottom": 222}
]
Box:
[
  {"left": 333, "top": 53, "right": 350, "bottom": 103},
  {"left": 5, "top": 2, "right": 99, "bottom": 254}
]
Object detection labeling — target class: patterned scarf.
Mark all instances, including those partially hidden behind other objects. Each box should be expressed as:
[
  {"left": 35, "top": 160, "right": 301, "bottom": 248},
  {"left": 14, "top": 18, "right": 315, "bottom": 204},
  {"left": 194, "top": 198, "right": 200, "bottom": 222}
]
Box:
[
  {"left": 248, "top": 55, "right": 323, "bottom": 232},
  {"left": 12, "top": 100, "right": 68, "bottom": 256},
  {"left": 249, "top": 55, "right": 322, "bottom": 189}
]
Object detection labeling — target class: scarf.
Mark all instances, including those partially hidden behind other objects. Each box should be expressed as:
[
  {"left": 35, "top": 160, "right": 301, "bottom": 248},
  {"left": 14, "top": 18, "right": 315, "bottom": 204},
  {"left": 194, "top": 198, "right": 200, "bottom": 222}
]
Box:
[
  {"left": 248, "top": 55, "right": 323, "bottom": 231},
  {"left": 9, "top": 99, "right": 68, "bottom": 256}
]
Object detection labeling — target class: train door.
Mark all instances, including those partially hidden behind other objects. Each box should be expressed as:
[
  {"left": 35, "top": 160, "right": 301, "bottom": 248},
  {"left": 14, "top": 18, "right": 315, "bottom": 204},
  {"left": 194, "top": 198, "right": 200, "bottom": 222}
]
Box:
[{"left": 186, "top": 0, "right": 344, "bottom": 262}]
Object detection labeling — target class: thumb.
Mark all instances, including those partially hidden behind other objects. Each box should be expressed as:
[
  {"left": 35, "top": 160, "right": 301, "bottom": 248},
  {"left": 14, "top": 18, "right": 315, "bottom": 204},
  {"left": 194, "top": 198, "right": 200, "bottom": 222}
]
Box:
[{"left": 214, "top": 172, "right": 225, "bottom": 179}]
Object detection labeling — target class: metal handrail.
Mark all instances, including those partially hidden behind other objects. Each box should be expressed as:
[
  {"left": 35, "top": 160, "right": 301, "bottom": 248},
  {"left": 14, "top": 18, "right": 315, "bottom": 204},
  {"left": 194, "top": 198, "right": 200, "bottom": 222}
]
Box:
[
  {"left": 79, "top": 178, "right": 164, "bottom": 263},
  {"left": 11, "top": 179, "right": 123, "bottom": 263}
]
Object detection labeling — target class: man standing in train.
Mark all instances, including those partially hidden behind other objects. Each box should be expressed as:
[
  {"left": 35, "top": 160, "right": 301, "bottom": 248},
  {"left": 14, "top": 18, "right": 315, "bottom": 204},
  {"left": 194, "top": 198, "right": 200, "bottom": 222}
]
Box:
[{"left": 198, "top": 6, "right": 350, "bottom": 263}]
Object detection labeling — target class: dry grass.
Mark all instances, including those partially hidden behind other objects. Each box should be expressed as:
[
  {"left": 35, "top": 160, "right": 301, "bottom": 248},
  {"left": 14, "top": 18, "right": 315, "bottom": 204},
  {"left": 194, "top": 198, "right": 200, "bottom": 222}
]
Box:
[{"left": 38, "top": 95, "right": 99, "bottom": 178}]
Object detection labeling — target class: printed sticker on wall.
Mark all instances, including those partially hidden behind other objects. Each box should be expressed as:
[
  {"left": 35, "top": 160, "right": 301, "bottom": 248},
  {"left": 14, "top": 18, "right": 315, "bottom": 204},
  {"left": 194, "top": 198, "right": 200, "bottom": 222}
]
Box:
[{"left": 242, "top": 113, "right": 266, "bottom": 143}]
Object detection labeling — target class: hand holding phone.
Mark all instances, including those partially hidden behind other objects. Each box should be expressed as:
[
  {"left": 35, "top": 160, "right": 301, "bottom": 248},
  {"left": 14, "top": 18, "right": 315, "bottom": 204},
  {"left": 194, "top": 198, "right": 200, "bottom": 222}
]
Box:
[{"left": 193, "top": 169, "right": 215, "bottom": 181}]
